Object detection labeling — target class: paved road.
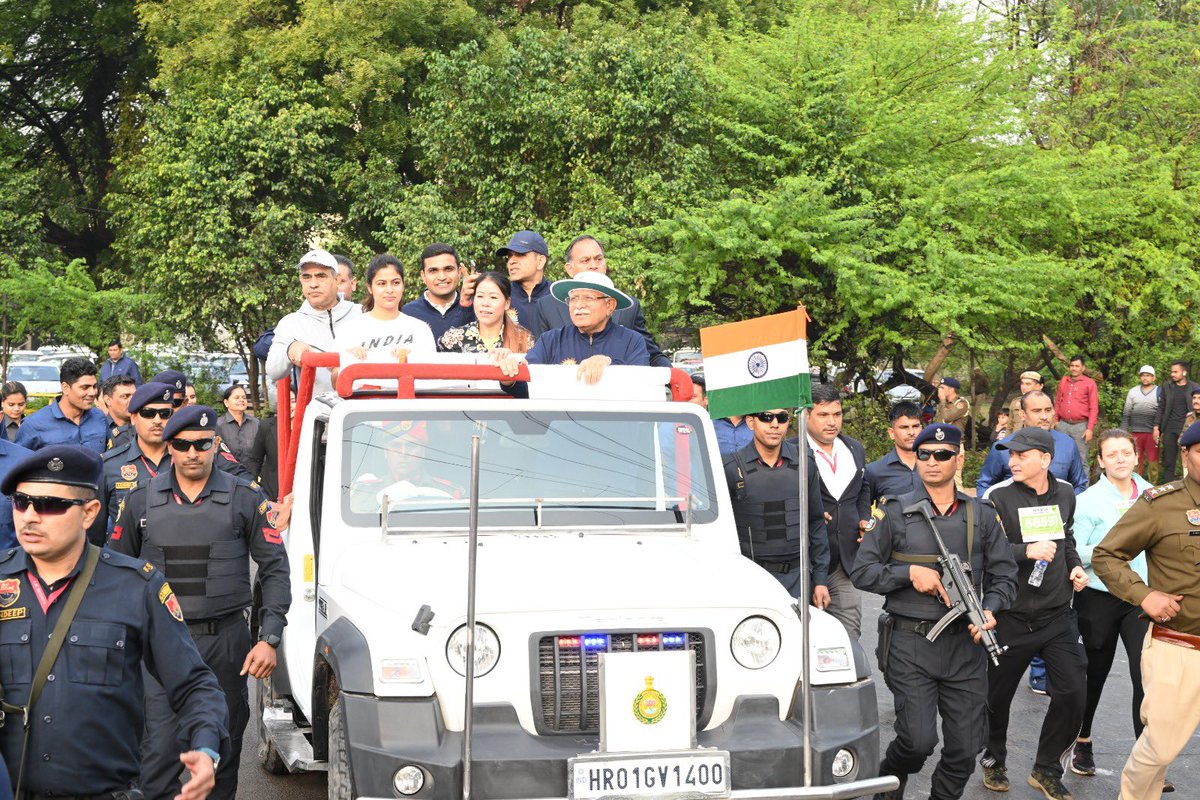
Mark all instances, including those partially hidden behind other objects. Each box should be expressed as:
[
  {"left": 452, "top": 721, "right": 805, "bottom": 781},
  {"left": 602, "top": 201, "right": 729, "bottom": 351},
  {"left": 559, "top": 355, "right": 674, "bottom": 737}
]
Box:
[{"left": 240, "top": 592, "right": 1199, "bottom": 798}]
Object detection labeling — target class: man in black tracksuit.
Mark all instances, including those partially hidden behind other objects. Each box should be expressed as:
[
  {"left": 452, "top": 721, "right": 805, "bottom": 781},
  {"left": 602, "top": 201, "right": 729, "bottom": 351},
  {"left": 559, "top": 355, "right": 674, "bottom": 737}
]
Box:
[
  {"left": 980, "top": 427, "right": 1089, "bottom": 800},
  {"left": 1153, "top": 360, "right": 1200, "bottom": 481}
]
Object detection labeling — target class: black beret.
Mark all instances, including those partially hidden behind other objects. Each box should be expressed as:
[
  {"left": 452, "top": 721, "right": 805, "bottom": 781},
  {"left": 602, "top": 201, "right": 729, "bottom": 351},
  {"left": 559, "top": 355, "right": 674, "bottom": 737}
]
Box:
[
  {"left": 128, "top": 382, "right": 175, "bottom": 414},
  {"left": 149, "top": 370, "right": 186, "bottom": 393},
  {"left": 1181, "top": 420, "right": 1200, "bottom": 448},
  {"left": 913, "top": 423, "right": 961, "bottom": 450},
  {"left": 996, "top": 426, "right": 1054, "bottom": 455},
  {"left": 162, "top": 405, "right": 220, "bottom": 440},
  {"left": 940, "top": 377, "right": 961, "bottom": 390},
  {"left": 1, "top": 445, "right": 102, "bottom": 495}
]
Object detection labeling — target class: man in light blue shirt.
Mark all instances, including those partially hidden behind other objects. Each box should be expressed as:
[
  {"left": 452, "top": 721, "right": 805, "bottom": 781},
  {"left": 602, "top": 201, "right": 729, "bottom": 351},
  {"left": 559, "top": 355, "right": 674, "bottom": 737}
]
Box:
[
  {"left": 14, "top": 357, "right": 107, "bottom": 452},
  {"left": 714, "top": 416, "right": 754, "bottom": 456}
]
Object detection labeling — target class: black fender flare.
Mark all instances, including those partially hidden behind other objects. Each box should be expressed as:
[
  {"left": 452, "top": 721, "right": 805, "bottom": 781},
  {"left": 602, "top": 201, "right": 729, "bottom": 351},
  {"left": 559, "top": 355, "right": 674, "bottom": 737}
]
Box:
[{"left": 312, "top": 617, "right": 374, "bottom": 760}]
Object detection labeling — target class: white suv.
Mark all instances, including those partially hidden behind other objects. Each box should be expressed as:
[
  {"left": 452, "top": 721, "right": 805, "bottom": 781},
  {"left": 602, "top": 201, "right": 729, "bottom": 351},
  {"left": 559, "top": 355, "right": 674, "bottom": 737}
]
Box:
[{"left": 257, "top": 359, "right": 893, "bottom": 800}]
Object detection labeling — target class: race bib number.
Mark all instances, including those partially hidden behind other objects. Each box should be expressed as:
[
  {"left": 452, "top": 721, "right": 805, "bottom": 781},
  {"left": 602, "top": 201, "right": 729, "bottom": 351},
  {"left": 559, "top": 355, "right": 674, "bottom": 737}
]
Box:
[{"left": 1018, "top": 505, "right": 1064, "bottom": 542}]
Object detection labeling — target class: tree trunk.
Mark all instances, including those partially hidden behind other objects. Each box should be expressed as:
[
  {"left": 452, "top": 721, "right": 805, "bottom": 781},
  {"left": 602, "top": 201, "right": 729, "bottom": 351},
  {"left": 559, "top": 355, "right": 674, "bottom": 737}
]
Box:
[
  {"left": 923, "top": 332, "right": 956, "bottom": 381},
  {"left": 1041, "top": 334, "right": 1104, "bottom": 381}
]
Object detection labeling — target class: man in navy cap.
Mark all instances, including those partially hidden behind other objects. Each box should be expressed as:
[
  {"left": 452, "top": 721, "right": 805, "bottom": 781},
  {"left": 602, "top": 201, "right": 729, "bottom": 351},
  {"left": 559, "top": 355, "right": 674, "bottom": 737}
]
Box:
[
  {"left": 14, "top": 357, "right": 107, "bottom": 453},
  {"left": 979, "top": 426, "right": 1088, "bottom": 800},
  {"left": 497, "top": 230, "right": 551, "bottom": 328},
  {"left": 150, "top": 369, "right": 187, "bottom": 407},
  {"left": 110, "top": 406, "right": 291, "bottom": 800},
  {"left": 0, "top": 444, "right": 227, "bottom": 798},
  {"left": 934, "top": 378, "right": 971, "bottom": 432},
  {"left": 852, "top": 424, "right": 1017, "bottom": 800}
]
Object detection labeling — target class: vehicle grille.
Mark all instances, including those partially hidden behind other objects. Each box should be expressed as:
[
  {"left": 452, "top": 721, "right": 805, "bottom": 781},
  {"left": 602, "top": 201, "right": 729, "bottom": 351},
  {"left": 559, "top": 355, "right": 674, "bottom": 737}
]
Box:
[{"left": 536, "top": 631, "right": 707, "bottom": 733}]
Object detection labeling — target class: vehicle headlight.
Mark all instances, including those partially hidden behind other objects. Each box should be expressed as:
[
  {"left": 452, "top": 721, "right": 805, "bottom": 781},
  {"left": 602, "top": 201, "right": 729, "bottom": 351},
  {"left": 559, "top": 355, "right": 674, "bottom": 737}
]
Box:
[
  {"left": 446, "top": 623, "right": 501, "bottom": 677},
  {"left": 730, "top": 616, "right": 780, "bottom": 669},
  {"left": 816, "top": 647, "right": 850, "bottom": 672}
]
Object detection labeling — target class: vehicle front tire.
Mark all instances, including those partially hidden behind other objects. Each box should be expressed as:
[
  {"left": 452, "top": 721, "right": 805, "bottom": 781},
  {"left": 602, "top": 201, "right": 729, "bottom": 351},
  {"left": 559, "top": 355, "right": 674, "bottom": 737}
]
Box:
[{"left": 328, "top": 690, "right": 356, "bottom": 800}]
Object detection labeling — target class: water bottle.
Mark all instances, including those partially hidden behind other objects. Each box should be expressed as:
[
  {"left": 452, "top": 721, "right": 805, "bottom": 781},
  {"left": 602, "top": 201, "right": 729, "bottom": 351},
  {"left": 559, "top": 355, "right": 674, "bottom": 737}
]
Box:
[{"left": 1028, "top": 559, "right": 1048, "bottom": 587}]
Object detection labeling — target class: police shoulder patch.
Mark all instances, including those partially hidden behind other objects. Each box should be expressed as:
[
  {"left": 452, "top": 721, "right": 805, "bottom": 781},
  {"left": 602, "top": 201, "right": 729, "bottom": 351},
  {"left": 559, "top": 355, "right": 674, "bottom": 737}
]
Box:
[
  {"left": 1144, "top": 482, "right": 1184, "bottom": 501},
  {"left": 159, "top": 581, "right": 184, "bottom": 622}
]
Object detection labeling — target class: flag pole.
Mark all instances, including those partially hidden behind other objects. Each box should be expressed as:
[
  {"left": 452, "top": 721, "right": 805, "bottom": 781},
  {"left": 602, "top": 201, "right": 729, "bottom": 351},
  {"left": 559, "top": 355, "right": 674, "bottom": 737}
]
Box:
[{"left": 796, "top": 304, "right": 813, "bottom": 788}]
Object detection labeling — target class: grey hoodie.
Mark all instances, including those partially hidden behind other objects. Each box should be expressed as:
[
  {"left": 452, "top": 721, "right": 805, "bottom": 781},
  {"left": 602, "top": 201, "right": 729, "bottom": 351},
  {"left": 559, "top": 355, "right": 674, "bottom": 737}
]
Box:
[{"left": 267, "top": 299, "right": 362, "bottom": 394}]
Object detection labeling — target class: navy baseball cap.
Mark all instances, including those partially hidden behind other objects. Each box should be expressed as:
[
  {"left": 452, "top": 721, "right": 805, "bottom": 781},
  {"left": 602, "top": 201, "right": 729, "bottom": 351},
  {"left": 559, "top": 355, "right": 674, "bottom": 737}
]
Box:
[
  {"left": 162, "top": 405, "right": 220, "bottom": 440},
  {"left": 149, "top": 370, "right": 186, "bottom": 394},
  {"left": 1181, "top": 420, "right": 1200, "bottom": 448},
  {"left": 913, "top": 423, "right": 961, "bottom": 451},
  {"left": 2, "top": 445, "right": 103, "bottom": 495},
  {"left": 941, "top": 377, "right": 961, "bottom": 390},
  {"left": 129, "top": 382, "right": 174, "bottom": 414},
  {"left": 496, "top": 230, "right": 548, "bottom": 258},
  {"left": 996, "top": 427, "right": 1054, "bottom": 455}
]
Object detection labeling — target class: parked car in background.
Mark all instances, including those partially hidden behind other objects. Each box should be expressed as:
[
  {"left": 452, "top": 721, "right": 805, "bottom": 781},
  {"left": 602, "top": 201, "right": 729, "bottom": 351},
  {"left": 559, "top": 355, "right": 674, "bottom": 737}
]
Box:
[{"left": 6, "top": 362, "right": 63, "bottom": 399}]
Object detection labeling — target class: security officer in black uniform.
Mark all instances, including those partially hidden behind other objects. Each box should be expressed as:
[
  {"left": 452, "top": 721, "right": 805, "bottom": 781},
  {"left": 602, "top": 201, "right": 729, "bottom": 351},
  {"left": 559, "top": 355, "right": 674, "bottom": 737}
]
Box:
[
  {"left": 148, "top": 370, "right": 187, "bottom": 408},
  {"left": 109, "top": 407, "right": 290, "bottom": 800},
  {"left": 0, "top": 445, "right": 227, "bottom": 799},
  {"left": 93, "top": 383, "right": 261, "bottom": 546},
  {"left": 850, "top": 424, "right": 1018, "bottom": 800},
  {"left": 149, "top": 371, "right": 253, "bottom": 479},
  {"left": 724, "top": 408, "right": 832, "bottom": 608}
]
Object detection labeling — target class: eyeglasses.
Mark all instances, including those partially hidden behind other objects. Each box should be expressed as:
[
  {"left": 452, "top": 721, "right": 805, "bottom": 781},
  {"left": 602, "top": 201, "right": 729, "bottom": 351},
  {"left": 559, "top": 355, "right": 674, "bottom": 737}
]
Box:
[
  {"left": 567, "top": 293, "right": 609, "bottom": 306},
  {"left": 168, "top": 438, "right": 216, "bottom": 452},
  {"left": 11, "top": 492, "right": 88, "bottom": 516},
  {"left": 171, "top": 396, "right": 184, "bottom": 408},
  {"left": 137, "top": 407, "right": 174, "bottom": 420},
  {"left": 754, "top": 412, "right": 790, "bottom": 424},
  {"left": 916, "top": 449, "right": 958, "bottom": 462}
]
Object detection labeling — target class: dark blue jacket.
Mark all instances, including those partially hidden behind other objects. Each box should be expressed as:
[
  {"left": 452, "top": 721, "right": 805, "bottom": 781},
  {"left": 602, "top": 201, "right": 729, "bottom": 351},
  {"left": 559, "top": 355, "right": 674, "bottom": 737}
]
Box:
[
  {"left": 509, "top": 279, "right": 551, "bottom": 331},
  {"left": 0, "top": 546, "right": 227, "bottom": 795},
  {"left": 0, "top": 440, "right": 31, "bottom": 549},
  {"left": 99, "top": 356, "right": 142, "bottom": 386},
  {"left": 401, "top": 294, "right": 476, "bottom": 341},
  {"left": 14, "top": 399, "right": 108, "bottom": 453},
  {"left": 526, "top": 322, "right": 650, "bottom": 366},
  {"left": 530, "top": 294, "right": 670, "bottom": 367}
]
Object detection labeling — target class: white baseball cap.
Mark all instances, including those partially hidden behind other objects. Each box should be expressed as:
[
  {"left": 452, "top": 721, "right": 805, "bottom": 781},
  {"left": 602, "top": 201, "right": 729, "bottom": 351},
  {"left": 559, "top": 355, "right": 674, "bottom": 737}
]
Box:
[
  {"left": 1138, "top": 365, "right": 1156, "bottom": 376},
  {"left": 297, "top": 248, "right": 338, "bottom": 272}
]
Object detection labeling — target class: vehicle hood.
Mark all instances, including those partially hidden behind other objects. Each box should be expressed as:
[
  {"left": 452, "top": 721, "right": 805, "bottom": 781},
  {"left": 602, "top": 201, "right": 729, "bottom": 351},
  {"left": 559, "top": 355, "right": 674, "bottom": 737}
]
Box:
[{"left": 327, "top": 532, "right": 793, "bottom": 619}]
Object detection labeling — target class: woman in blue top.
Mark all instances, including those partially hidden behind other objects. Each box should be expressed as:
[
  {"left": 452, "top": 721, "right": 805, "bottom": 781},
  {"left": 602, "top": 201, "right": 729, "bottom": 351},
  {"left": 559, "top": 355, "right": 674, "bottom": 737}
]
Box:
[{"left": 1070, "top": 428, "right": 1162, "bottom": 785}]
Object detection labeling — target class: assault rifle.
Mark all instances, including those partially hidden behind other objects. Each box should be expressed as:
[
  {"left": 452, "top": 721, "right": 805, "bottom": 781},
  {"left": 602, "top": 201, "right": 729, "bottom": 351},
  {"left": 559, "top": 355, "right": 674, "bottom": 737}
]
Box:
[{"left": 903, "top": 498, "right": 1008, "bottom": 666}]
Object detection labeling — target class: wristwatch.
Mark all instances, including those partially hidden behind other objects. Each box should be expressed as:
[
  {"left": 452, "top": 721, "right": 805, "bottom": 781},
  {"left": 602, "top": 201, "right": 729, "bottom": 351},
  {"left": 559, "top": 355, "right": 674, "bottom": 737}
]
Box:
[
  {"left": 260, "top": 633, "right": 281, "bottom": 647},
  {"left": 198, "top": 746, "right": 221, "bottom": 770}
]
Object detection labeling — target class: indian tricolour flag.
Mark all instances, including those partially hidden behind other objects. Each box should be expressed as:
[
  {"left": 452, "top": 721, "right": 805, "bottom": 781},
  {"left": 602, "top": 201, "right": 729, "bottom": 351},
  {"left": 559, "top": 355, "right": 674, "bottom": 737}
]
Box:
[{"left": 699, "top": 309, "right": 811, "bottom": 419}]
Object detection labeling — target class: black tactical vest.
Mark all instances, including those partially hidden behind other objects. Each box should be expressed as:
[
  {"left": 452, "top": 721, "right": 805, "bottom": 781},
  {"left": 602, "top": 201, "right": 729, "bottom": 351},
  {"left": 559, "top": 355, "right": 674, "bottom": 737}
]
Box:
[
  {"left": 142, "top": 475, "right": 252, "bottom": 621},
  {"left": 731, "top": 451, "right": 803, "bottom": 561},
  {"left": 884, "top": 494, "right": 985, "bottom": 620}
]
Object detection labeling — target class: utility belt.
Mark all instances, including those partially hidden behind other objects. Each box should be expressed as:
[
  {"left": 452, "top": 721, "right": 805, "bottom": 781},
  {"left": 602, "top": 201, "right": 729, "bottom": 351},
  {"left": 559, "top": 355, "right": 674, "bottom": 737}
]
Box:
[
  {"left": 755, "top": 557, "right": 804, "bottom": 575},
  {"left": 1151, "top": 625, "right": 1200, "bottom": 651},
  {"left": 186, "top": 610, "right": 247, "bottom": 638},
  {"left": 890, "top": 614, "right": 970, "bottom": 636},
  {"left": 20, "top": 791, "right": 144, "bottom": 800}
]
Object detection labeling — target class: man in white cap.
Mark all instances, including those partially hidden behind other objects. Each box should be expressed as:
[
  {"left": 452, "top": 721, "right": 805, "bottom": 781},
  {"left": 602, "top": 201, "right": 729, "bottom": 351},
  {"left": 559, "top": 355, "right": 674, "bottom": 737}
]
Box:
[
  {"left": 495, "top": 271, "right": 649, "bottom": 385},
  {"left": 266, "top": 248, "right": 362, "bottom": 395},
  {"left": 1121, "top": 365, "right": 1159, "bottom": 478}
]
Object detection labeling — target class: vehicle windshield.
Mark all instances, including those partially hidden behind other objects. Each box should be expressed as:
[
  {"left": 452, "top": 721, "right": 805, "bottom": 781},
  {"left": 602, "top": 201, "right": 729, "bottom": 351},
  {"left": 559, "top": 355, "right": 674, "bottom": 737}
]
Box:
[
  {"left": 340, "top": 409, "right": 718, "bottom": 529},
  {"left": 7, "top": 364, "right": 59, "bottom": 382}
]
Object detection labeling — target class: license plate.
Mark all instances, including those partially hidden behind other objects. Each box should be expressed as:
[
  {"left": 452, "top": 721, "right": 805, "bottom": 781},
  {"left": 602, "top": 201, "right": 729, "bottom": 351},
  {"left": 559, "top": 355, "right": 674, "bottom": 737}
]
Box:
[{"left": 569, "top": 751, "right": 731, "bottom": 800}]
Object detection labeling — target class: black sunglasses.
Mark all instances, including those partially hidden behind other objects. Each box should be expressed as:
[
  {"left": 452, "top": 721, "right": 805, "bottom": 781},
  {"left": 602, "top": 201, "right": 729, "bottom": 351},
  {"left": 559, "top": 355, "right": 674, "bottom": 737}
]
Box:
[
  {"left": 171, "top": 397, "right": 185, "bottom": 408},
  {"left": 916, "top": 448, "right": 958, "bottom": 462},
  {"left": 754, "top": 412, "right": 790, "bottom": 424},
  {"left": 137, "top": 407, "right": 174, "bottom": 420},
  {"left": 168, "top": 438, "right": 216, "bottom": 452},
  {"left": 12, "top": 492, "right": 89, "bottom": 516}
]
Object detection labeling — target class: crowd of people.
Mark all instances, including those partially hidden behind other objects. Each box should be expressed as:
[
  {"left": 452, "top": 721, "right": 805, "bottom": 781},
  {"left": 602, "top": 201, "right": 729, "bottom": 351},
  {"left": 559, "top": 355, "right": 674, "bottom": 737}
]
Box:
[
  {"left": 706, "top": 364, "right": 1200, "bottom": 800},
  {"left": 0, "top": 228, "right": 1191, "bottom": 800}
]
